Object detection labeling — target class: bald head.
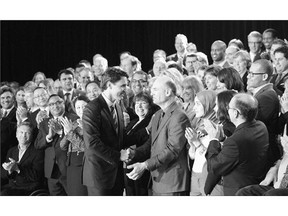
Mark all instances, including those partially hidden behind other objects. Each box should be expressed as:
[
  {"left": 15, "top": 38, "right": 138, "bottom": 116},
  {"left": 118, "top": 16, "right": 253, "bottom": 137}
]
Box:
[
  {"left": 211, "top": 40, "right": 227, "bottom": 63},
  {"left": 231, "top": 93, "right": 258, "bottom": 122},
  {"left": 253, "top": 59, "right": 274, "bottom": 78}
]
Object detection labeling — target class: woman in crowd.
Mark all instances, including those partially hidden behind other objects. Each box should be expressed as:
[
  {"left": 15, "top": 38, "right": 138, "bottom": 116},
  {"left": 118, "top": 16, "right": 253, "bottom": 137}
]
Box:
[
  {"left": 185, "top": 90, "right": 218, "bottom": 195},
  {"left": 32, "top": 71, "right": 46, "bottom": 86},
  {"left": 203, "top": 65, "right": 222, "bottom": 91},
  {"left": 59, "top": 95, "right": 89, "bottom": 196},
  {"left": 232, "top": 50, "right": 251, "bottom": 91},
  {"left": 216, "top": 67, "right": 245, "bottom": 93},
  {"left": 15, "top": 87, "right": 26, "bottom": 108},
  {"left": 203, "top": 90, "right": 237, "bottom": 195},
  {"left": 85, "top": 81, "right": 102, "bottom": 101},
  {"left": 181, "top": 75, "right": 204, "bottom": 128},
  {"left": 123, "top": 92, "right": 159, "bottom": 195}
]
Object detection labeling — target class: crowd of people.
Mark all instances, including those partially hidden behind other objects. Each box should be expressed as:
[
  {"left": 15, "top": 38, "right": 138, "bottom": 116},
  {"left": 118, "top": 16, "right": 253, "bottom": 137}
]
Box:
[{"left": 1, "top": 28, "right": 288, "bottom": 196}]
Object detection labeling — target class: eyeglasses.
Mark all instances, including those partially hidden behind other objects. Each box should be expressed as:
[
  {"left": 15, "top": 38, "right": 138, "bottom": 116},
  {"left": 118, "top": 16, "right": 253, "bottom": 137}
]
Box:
[
  {"left": 131, "top": 79, "right": 147, "bottom": 84},
  {"left": 248, "top": 71, "right": 266, "bottom": 77},
  {"left": 34, "top": 93, "right": 47, "bottom": 99},
  {"left": 48, "top": 101, "right": 63, "bottom": 107},
  {"left": 227, "top": 105, "right": 241, "bottom": 115}
]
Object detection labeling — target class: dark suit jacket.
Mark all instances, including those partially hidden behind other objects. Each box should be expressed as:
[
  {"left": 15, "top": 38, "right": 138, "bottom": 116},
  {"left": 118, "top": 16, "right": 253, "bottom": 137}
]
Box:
[
  {"left": 270, "top": 71, "right": 288, "bottom": 96},
  {"left": 34, "top": 112, "right": 78, "bottom": 179},
  {"left": 254, "top": 83, "right": 281, "bottom": 165},
  {"left": 206, "top": 120, "right": 269, "bottom": 195},
  {"left": 58, "top": 89, "right": 86, "bottom": 114},
  {"left": 135, "top": 101, "right": 191, "bottom": 194},
  {"left": 1, "top": 144, "right": 44, "bottom": 192},
  {"left": 82, "top": 94, "right": 125, "bottom": 189},
  {"left": 1, "top": 107, "right": 17, "bottom": 163}
]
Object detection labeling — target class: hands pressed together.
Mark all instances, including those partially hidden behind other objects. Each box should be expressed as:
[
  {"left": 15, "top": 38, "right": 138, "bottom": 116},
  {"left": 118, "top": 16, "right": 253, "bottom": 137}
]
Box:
[{"left": 2, "top": 157, "right": 19, "bottom": 174}]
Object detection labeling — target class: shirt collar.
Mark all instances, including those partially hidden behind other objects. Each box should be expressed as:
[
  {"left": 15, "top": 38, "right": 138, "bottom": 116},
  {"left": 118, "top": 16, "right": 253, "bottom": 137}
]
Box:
[
  {"left": 2, "top": 105, "right": 14, "bottom": 113},
  {"left": 18, "top": 143, "right": 30, "bottom": 151},
  {"left": 251, "top": 83, "right": 271, "bottom": 95},
  {"left": 63, "top": 89, "right": 73, "bottom": 95},
  {"left": 102, "top": 92, "right": 115, "bottom": 111}
]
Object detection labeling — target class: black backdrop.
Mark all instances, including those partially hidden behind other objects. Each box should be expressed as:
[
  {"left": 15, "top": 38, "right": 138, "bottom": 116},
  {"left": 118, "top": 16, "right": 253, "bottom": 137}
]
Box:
[{"left": 1, "top": 20, "right": 288, "bottom": 85}]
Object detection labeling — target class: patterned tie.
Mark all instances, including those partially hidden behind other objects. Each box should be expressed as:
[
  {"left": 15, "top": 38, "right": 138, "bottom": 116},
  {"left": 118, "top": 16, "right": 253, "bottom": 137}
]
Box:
[
  {"left": 65, "top": 93, "right": 71, "bottom": 112},
  {"left": 279, "top": 164, "right": 288, "bottom": 189},
  {"left": 110, "top": 105, "right": 118, "bottom": 134}
]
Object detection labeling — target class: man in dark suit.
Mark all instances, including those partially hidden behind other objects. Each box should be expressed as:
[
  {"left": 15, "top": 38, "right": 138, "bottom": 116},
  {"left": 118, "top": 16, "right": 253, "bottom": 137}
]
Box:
[
  {"left": 126, "top": 75, "right": 191, "bottom": 195},
  {"left": 1, "top": 87, "right": 17, "bottom": 164},
  {"left": 82, "top": 67, "right": 129, "bottom": 196},
  {"left": 247, "top": 59, "right": 281, "bottom": 168},
  {"left": 205, "top": 93, "right": 269, "bottom": 195},
  {"left": 57, "top": 69, "right": 85, "bottom": 114},
  {"left": 34, "top": 94, "right": 78, "bottom": 195},
  {"left": 1, "top": 122, "right": 44, "bottom": 195},
  {"left": 270, "top": 46, "right": 288, "bottom": 96}
]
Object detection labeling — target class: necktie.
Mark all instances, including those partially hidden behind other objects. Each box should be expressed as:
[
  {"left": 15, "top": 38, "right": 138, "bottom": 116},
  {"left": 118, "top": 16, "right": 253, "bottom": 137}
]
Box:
[
  {"left": 275, "top": 73, "right": 282, "bottom": 85},
  {"left": 2, "top": 109, "right": 8, "bottom": 118},
  {"left": 65, "top": 93, "right": 71, "bottom": 112},
  {"left": 110, "top": 105, "right": 118, "bottom": 134},
  {"left": 157, "top": 111, "right": 165, "bottom": 129},
  {"left": 279, "top": 164, "right": 288, "bottom": 189}
]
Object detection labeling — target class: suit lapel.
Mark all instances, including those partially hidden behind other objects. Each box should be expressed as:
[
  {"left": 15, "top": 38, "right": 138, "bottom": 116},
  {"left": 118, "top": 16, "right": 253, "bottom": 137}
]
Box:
[
  {"left": 18, "top": 144, "right": 32, "bottom": 164},
  {"left": 152, "top": 102, "right": 178, "bottom": 144}
]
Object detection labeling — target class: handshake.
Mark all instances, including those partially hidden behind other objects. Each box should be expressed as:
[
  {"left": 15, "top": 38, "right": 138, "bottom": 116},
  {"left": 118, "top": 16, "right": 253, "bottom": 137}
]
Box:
[{"left": 120, "top": 148, "right": 135, "bottom": 163}]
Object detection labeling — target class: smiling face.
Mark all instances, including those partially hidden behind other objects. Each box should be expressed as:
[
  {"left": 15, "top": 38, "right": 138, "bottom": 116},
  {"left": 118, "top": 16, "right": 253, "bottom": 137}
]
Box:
[
  {"left": 134, "top": 99, "right": 150, "bottom": 120},
  {"left": 48, "top": 96, "right": 65, "bottom": 117},
  {"left": 0, "top": 91, "right": 14, "bottom": 109},
  {"left": 274, "top": 52, "right": 288, "bottom": 74},
  {"left": 131, "top": 73, "right": 148, "bottom": 95},
  {"left": 75, "top": 100, "right": 88, "bottom": 118},
  {"left": 182, "top": 82, "right": 195, "bottom": 103},
  {"left": 205, "top": 74, "right": 218, "bottom": 91},
  {"left": 216, "top": 78, "right": 227, "bottom": 93},
  {"left": 211, "top": 42, "right": 225, "bottom": 62},
  {"left": 263, "top": 32, "right": 274, "bottom": 50},
  {"left": 86, "top": 82, "right": 101, "bottom": 101},
  {"left": 33, "top": 88, "right": 49, "bottom": 108},
  {"left": 109, "top": 77, "right": 128, "bottom": 102},
  {"left": 175, "top": 37, "right": 186, "bottom": 53},
  {"left": 248, "top": 36, "right": 262, "bottom": 54}
]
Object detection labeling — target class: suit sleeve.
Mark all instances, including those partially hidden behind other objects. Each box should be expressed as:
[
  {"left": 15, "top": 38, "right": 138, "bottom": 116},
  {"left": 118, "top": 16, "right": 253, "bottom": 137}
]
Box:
[
  {"left": 256, "top": 94, "right": 278, "bottom": 124},
  {"left": 15, "top": 149, "right": 44, "bottom": 182},
  {"left": 206, "top": 139, "right": 239, "bottom": 176},
  {"left": 146, "top": 112, "right": 190, "bottom": 171},
  {"left": 34, "top": 121, "right": 52, "bottom": 150},
  {"left": 82, "top": 103, "right": 120, "bottom": 166}
]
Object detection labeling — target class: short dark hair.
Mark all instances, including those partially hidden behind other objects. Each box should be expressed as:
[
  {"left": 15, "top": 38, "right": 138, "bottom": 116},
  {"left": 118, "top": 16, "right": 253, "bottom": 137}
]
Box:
[
  {"left": 101, "top": 67, "right": 129, "bottom": 91},
  {"left": 131, "top": 70, "right": 148, "bottom": 81},
  {"left": 217, "top": 90, "right": 237, "bottom": 123},
  {"left": 263, "top": 28, "right": 278, "bottom": 39},
  {"left": 85, "top": 80, "right": 101, "bottom": 91},
  {"left": 48, "top": 94, "right": 63, "bottom": 103},
  {"left": 274, "top": 45, "right": 288, "bottom": 59},
  {"left": 204, "top": 65, "right": 222, "bottom": 77},
  {"left": 58, "top": 69, "right": 75, "bottom": 80},
  {"left": 217, "top": 67, "right": 244, "bottom": 92},
  {"left": 0, "top": 86, "right": 14, "bottom": 96},
  {"left": 234, "top": 94, "right": 258, "bottom": 122},
  {"left": 271, "top": 39, "right": 286, "bottom": 47},
  {"left": 72, "top": 95, "right": 90, "bottom": 110}
]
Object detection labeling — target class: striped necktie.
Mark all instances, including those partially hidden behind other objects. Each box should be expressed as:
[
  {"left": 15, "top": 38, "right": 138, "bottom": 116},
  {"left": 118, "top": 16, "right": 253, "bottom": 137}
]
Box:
[{"left": 110, "top": 105, "right": 118, "bottom": 134}]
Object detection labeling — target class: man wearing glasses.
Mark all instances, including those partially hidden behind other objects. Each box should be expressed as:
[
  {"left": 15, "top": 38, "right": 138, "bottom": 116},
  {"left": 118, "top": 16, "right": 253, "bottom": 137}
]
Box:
[
  {"left": 34, "top": 94, "right": 78, "bottom": 195},
  {"left": 247, "top": 59, "right": 281, "bottom": 168},
  {"left": 205, "top": 93, "right": 269, "bottom": 195}
]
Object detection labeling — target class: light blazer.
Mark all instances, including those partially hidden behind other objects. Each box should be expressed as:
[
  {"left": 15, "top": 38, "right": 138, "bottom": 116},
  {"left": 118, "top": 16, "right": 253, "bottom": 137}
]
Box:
[
  {"left": 82, "top": 94, "right": 125, "bottom": 189},
  {"left": 135, "top": 101, "right": 191, "bottom": 194},
  {"left": 206, "top": 120, "right": 269, "bottom": 196}
]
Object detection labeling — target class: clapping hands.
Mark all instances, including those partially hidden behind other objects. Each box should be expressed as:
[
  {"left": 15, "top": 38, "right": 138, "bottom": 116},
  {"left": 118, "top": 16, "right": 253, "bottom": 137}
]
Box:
[
  {"left": 203, "top": 119, "right": 225, "bottom": 141},
  {"left": 2, "top": 157, "right": 19, "bottom": 174},
  {"left": 58, "top": 116, "right": 73, "bottom": 135}
]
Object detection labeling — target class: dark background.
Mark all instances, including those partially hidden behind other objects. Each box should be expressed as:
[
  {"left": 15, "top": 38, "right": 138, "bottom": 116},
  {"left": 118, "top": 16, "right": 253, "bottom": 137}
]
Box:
[{"left": 1, "top": 20, "right": 288, "bottom": 85}]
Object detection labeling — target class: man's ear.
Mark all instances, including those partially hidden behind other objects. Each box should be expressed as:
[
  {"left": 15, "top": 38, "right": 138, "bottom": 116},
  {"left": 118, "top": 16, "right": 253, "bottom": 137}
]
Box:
[{"left": 262, "top": 74, "right": 268, "bottom": 81}]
